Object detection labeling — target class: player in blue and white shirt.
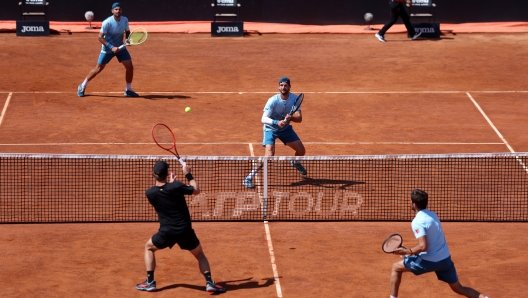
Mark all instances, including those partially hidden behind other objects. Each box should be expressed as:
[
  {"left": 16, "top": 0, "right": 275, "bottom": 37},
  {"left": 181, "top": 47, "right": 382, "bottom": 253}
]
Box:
[
  {"left": 243, "top": 76, "right": 306, "bottom": 188},
  {"left": 77, "top": 2, "right": 139, "bottom": 98},
  {"left": 389, "top": 189, "right": 489, "bottom": 298}
]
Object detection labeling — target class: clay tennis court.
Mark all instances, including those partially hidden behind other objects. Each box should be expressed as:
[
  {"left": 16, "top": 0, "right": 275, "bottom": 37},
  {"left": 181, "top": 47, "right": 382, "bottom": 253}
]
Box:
[{"left": 1, "top": 26, "right": 528, "bottom": 297}]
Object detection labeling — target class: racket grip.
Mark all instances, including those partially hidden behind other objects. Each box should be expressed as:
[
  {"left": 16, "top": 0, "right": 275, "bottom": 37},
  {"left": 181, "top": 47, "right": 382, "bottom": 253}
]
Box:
[
  {"left": 118, "top": 44, "right": 126, "bottom": 50},
  {"left": 178, "top": 158, "right": 186, "bottom": 167}
]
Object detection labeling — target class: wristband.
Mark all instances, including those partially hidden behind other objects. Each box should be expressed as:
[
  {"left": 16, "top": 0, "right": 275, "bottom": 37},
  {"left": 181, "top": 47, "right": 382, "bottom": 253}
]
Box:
[
  {"left": 107, "top": 43, "right": 113, "bottom": 49},
  {"left": 272, "top": 120, "right": 279, "bottom": 125},
  {"left": 185, "top": 173, "right": 194, "bottom": 181}
]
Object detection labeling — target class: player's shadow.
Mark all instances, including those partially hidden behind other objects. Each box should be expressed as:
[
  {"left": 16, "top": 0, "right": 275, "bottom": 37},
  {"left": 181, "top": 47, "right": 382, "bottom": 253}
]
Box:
[
  {"left": 83, "top": 94, "right": 191, "bottom": 100},
  {"left": 157, "top": 277, "right": 275, "bottom": 294},
  {"left": 289, "top": 177, "right": 365, "bottom": 189},
  {"left": 142, "top": 94, "right": 192, "bottom": 100},
  {"left": 244, "top": 30, "right": 263, "bottom": 36}
]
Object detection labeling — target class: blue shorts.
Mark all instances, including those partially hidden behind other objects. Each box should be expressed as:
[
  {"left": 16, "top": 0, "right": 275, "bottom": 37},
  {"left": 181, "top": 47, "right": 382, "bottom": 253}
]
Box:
[
  {"left": 97, "top": 48, "right": 131, "bottom": 65},
  {"left": 404, "top": 255, "right": 458, "bottom": 284},
  {"left": 263, "top": 125, "right": 301, "bottom": 146}
]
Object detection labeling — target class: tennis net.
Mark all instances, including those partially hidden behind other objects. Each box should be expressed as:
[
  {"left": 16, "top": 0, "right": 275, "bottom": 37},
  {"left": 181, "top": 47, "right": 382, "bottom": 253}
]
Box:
[{"left": 1, "top": 152, "right": 527, "bottom": 223}]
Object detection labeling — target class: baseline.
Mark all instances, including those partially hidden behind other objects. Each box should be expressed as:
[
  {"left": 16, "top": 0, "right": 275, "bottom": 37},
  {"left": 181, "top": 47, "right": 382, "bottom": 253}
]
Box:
[{"left": 1, "top": 90, "right": 528, "bottom": 95}]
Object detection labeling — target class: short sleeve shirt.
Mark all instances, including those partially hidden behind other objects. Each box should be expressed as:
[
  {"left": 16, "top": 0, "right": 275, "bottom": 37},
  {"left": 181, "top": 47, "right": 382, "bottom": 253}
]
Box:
[
  {"left": 411, "top": 209, "right": 451, "bottom": 262},
  {"left": 100, "top": 15, "right": 129, "bottom": 53},
  {"left": 145, "top": 181, "right": 194, "bottom": 234},
  {"left": 262, "top": 93, "right": 299, "bottom": 132}
]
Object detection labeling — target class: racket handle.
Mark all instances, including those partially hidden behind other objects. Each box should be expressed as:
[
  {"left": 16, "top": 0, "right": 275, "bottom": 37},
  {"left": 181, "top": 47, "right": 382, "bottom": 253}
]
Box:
[
  {"left": 118, "top": 44, "right": 126, "bottom": 50},
  {"left": 178, "top": 158, "right": 186, "bottom": 167}
]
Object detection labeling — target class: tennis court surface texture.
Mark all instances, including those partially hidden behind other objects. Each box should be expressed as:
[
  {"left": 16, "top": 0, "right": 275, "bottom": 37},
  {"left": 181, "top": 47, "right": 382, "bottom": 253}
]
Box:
[{"left": 1, "top": 23, "right": 528, "bottom": 297}]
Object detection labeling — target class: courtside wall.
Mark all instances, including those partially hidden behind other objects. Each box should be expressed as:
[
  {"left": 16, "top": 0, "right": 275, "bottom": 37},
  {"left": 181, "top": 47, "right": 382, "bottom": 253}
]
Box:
[{"left": 1, "top": 0, "right": 527, "bottom": 25}]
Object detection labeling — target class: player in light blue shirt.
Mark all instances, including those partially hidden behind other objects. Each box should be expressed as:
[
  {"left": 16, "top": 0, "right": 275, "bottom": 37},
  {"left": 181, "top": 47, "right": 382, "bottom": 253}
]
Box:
[
  {"left": 243, "top": 76, "right": 307, "bottom": 188},
  {"left": 389, "top": 189, "right": 489, "bottom": 298},
  {"left": 77, "top": 2, "right": 139, "bottom": 98}
]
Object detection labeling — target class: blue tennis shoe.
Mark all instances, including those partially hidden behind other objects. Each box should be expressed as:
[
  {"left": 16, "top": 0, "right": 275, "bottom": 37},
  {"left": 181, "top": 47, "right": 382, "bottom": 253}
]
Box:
[{"left": 124, "top": 89, "right": 139, "bottom": 97}]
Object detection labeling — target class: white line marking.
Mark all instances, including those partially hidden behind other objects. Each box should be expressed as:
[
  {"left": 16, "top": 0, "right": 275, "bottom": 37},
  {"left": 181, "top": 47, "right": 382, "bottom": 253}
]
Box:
[
  {"left": 0, "top": 142, "right": 504, "bottom": 146},
  {"left": 0, "top": 90, "right": 527, "bottom": 94},
  {"left": 466, "top": 92, "right": 528, "bottom": 172},
  {"left": 0, "top": 92, "right": 13, "bottom": 127},
  {"left": 466, "top": 92, "right": 516, "bottom": 153},
  {"left": 264, "top": 220, "right": 283, "bottom": 298},
  {"left": 248, "top": 143, "right": 282, "bottom": 297}
]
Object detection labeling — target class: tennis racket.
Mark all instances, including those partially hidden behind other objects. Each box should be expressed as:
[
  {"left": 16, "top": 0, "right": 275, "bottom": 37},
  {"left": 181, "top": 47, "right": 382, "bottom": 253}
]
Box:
[
  {"left": 381, "top": 233, "right": 406, "bottom": 254},
  {"left": 118, "top": 27, "right": 148, "bottom": 50},
  {"left": 283, "top": 93, "right": 304, "bottom": 123},
  {"left": 151, "top": 123, "right": 186, "bottom": 166}
]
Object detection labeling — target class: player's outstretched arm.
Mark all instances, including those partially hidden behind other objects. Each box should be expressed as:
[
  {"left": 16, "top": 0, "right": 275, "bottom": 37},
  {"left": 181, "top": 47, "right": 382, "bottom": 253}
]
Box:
[{"left": 182, "top": 164, "right": 200, "bottom": 194}]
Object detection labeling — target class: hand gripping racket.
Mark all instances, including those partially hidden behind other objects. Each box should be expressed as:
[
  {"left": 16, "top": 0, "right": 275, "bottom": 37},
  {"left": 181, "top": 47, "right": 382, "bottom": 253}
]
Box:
[
  {"left": 151, "top": 123, "right": 186, "bottom": 166},
  {"left": 381, "top": 233, "right": 406, "bottom": 254},
  {"left": 118, "top": 27, "right": 148, "bottom": 50},
  {"left": 284, "top": 93, "right": 304, "bottom": 122}
]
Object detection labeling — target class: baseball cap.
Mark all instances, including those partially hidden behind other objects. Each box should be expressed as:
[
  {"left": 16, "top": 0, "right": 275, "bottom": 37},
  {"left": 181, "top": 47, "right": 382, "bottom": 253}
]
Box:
[
  {"left": 278, "top": 76, "right": 290, "bottom": 85},
  {"left": 153, "top": 160, "right": 169, "bottom": 178},
  {"left": 112, "top": 2, "right": 121, "bottom": 9}
]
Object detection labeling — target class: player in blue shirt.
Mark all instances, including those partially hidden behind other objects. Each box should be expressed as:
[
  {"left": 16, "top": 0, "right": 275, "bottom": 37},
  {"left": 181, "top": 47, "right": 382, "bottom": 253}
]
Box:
[
  {"left": 389, "top": 189, "right": 489, "bottom": 298},
  {"left": 77, "top": 2, "right": 139, "bottom": 97},
  {"left": 243, "top": 76, "right": 306, "bottom": 188}
]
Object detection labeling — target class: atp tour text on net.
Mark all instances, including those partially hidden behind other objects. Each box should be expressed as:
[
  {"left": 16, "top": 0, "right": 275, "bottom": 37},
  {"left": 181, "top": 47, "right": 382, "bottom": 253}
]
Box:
[{"left": 187, "top": 190, "right": 364, "bottom": 218}]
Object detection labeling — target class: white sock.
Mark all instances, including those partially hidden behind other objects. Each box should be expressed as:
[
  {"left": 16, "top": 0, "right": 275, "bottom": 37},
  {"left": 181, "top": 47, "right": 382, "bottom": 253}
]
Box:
[
  {"left": 81, "top": 79, "right": 88, "bottom": 88},
  {"left": 126, "top": 83, "right": 132, "bottom": 91},
  {"left": 390, "top": 296, "right": 397, "bottom": 298}
]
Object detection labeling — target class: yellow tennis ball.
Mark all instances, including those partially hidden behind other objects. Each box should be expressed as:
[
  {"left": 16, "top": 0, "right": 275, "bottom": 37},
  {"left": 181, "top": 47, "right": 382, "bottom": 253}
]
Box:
[{"left": 185, "top": 107, "right": 191, "bottom": 113}]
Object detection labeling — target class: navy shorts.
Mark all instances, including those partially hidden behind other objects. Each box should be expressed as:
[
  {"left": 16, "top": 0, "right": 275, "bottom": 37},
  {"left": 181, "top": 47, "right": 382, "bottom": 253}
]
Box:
[
  {"left": 97, "top": 48, "right": 131, "bottom": 65},
  {"left": 151, "top": 228, "right": 200, "bottom": 250},
  {"left": 404, "top": 255, "right": 459, "bottom": 284},
  {"left": 263, "top": 125, "right": 301, "bottom": 146}
]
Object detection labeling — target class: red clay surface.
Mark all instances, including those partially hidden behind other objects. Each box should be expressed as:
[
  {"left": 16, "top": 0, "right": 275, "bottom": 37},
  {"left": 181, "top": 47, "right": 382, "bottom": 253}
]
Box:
[{"left": 1, "top": 31, "right": 528, "bottom": 297}]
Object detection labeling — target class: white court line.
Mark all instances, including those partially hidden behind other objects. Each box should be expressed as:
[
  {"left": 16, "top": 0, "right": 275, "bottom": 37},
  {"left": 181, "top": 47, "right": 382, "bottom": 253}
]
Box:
[
  {"left": 466, "top": 92, "right": 516, "bottom": 153},
  {"left": 1, "top": 90, "right": 528, "bottom": 94},
  {"left": 466, "top": 92, "right": 528, "bottom": 172},
  {"left": 0, "top": 92, "right": 13, "bottom": 127},
  {"left": 0, "top": 142, "right": 504, "bottom": 146},
  {"left": 248, "top": 143, "right": 282, "bottom": 298},
  {"left": 264, "top": 221, "right": 283, "bottom": 298}
]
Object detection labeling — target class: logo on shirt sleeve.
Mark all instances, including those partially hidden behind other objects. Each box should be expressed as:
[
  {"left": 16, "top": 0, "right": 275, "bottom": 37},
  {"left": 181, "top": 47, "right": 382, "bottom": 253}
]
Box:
[{"left": 414, "top": 228, "right": 420, "bottom": 234}]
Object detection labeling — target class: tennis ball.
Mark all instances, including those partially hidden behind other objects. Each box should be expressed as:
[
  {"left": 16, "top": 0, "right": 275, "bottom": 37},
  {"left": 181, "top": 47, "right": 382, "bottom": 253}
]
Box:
[{"left": 185, "top": 107, "right": 191, "bottom": 113}]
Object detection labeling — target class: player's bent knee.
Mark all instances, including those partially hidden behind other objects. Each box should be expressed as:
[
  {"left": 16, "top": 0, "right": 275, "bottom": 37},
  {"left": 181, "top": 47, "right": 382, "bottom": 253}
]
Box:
[
  {"left": 392, "top": 260, "right": 406, "bottom": 272},
  {"left": 145, "top": 239, "right": 158, "bottom": 251}
]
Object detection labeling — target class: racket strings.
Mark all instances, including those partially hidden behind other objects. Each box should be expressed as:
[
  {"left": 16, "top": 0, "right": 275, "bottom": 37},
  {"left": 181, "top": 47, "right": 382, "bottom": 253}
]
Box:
[
  {"left": 291, "top": 93, "right": 304, "bottom": 114},
  {"left": 152, "top": 126, "right": 175, "bottom": 150},
  {"left": 383, "top": 236, "right": 402, "bottom": 252},
  {"left": 129, "top": 29, "right": 147, "bottom": 44}
]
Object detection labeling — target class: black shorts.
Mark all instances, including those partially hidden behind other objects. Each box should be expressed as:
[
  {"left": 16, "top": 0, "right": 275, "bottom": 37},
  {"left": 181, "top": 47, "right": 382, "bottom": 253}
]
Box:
[{"left": 151, "top": 228, "right": 200, "bottom": 250}]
